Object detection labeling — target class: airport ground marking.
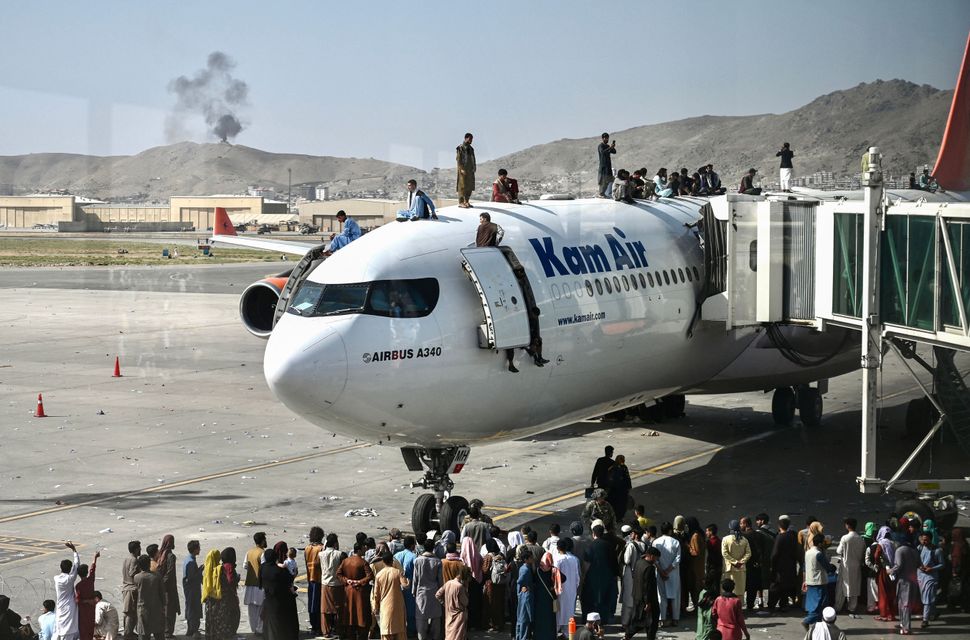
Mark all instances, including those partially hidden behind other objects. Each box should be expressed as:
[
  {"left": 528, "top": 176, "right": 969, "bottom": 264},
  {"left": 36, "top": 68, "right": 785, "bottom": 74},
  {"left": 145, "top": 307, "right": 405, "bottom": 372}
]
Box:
[
  {"left": 0, "top": 443, "right": 371, "bottom": 525},
  {"left": 492, "top": 426, "right": 787, "bottom": 523}
]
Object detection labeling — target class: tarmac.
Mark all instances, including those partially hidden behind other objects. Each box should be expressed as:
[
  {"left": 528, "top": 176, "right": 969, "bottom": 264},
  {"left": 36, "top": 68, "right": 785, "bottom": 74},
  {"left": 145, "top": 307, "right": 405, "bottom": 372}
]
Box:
[{"left": 0, "top": 262, "right": 967, "bottom": 640}]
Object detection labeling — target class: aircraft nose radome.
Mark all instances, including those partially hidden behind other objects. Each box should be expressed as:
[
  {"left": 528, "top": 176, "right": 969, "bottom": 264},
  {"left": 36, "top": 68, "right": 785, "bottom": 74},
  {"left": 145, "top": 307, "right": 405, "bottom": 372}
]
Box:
[{"left": 263, "top": 322, "right": 349, "bottom": 418}]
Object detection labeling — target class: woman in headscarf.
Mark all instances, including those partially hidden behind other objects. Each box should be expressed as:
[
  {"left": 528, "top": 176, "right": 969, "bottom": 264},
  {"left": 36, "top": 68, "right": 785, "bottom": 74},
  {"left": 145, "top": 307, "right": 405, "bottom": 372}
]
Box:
[
  {"left": 803, "top": 521, "right": 825, "bottom": 552},
  {"left": 921, "top": 519, "right": 939, "bottom": 546},
  {"left": 533, "top": 552, "right": 559, "bottom": 640},
  {"left": 682, "top": 517, "right": 705, "bottom": 611},
  {"left": 204, "top": 548, "right": 240, "bottom": 640},
  {"left": 872, "top": 526, "right": 897, "bottom": 621},
  {"left": 460, "top": 536, "right": 484, "bottom": 629},
  {"left": 261, "top": 543, "right": 298, "bottom": 640},
  {"left": 435, "top": 531, "right": 457, "bottom": 560},
  {"left": 862, "top": 522, "right": 879, "bottom": 613},
  {"left": 481, "top": 539, "right": 507, "bottom": 632},
  {"left": 606, "top": 455, "right": 632, "bottom": 520},
  {"left": 153, "top": 535, "right": 180, "bottom": 638}
]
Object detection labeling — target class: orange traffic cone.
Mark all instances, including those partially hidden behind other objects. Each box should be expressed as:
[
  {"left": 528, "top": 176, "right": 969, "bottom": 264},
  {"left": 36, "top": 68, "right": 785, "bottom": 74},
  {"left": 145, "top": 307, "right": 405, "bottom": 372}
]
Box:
[
  {"left": 35, "top": 393, "right": 47, "bottom": 418},
  {"left": 112, "top": 356, "right": 122, "bottom": 378},
  {"left": 568, "top": 617, "right": 576, "bottom": 640}
]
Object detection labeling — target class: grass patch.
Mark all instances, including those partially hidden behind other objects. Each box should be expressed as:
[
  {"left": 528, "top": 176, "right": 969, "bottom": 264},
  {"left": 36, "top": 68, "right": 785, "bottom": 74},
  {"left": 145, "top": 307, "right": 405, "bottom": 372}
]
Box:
[{"left": 0, "top": 238, "right": 281, "bottom": 267}]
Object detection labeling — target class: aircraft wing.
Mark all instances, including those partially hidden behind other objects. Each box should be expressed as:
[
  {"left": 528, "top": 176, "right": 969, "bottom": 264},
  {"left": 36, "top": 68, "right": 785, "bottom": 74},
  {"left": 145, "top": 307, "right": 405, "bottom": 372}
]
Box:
[
  {"left": 208, "top": 206, "right": 322, "bottom": 256},
  {"left": 209, "top": 233, "right": 319, "bottom": 255}
]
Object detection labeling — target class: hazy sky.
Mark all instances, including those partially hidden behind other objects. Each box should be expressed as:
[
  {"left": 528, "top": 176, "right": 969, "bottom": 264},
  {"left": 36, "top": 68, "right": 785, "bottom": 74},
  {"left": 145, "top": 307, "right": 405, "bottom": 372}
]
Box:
[{"left": 1, "top": 0, "right": 967, "bottom": 169}]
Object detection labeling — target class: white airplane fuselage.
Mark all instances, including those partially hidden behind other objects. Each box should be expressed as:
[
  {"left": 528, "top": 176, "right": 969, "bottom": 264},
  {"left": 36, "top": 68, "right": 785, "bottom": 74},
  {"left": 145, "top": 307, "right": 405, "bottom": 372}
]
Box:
[{"left": 261, "top": 197, "right": 857, "bottom": 448}]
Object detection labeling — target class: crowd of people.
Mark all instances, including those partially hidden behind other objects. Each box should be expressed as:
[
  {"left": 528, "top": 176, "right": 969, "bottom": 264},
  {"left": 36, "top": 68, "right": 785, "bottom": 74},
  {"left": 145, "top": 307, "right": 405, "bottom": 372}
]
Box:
[{"left": 2, "top": 472, "right": 967, "bottom": 640}]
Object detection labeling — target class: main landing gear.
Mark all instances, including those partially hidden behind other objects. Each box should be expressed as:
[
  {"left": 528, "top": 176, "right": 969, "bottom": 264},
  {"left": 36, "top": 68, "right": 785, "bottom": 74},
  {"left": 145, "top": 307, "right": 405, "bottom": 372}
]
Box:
[
  {"left": 771, "top": 383, "right": 825, "bottom": 427},
  {"left": 401, "top": 446, "right": 471, "bottom": 537}
]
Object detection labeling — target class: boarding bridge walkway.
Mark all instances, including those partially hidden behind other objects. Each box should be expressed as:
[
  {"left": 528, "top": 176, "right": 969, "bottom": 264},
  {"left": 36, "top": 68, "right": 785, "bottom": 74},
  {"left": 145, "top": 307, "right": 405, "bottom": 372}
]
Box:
[{"left": 697, "top": 150, "right": 970, "bottom": 505}]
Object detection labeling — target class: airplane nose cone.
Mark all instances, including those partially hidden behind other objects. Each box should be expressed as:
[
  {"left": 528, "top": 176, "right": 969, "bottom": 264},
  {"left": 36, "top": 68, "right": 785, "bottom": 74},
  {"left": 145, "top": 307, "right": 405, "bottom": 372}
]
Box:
[{"left": 264, "top": 320, "right": 348, "bottom": 420}]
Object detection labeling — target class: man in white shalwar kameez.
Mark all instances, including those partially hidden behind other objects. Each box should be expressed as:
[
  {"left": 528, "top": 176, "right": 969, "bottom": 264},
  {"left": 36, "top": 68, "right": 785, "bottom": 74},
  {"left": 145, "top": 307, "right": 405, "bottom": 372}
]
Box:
[
  {"left": 550, "top": 540, "right": 580, "bottom": 637},
  {"left": 54, "top": 542, "right": 80, "bottom": 640},
  {"left": 835, "top": 518, "right": 866, "bottom": 613},
  {"left": 618, "top": 525, "right": 645, "bottom": 629},
  {"left": 653, "top": 523, "right": 682, "bottom": 626}
]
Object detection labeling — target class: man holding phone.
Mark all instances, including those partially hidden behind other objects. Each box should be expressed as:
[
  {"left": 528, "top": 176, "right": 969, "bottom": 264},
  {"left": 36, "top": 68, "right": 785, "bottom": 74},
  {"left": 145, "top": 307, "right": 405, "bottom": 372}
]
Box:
[{"left": 597, "top": 133, "right": 616, "bottom": 198}]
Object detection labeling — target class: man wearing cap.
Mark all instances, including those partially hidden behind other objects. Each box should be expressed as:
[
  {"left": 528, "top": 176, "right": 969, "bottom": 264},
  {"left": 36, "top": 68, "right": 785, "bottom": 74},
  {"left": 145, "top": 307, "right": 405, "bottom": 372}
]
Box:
[
  {"left": 653, "top": 523, "right": 682, "bottom": 628},
  {"left": 589, "top": 446, "right": 614, "bottom": 490},
  {"left": 776, "top": 142, "right": 795, "bottom": 192},
  {"left": 619, "top": 526, "right": 645, "bottom": 630},
  {"left": 738, "top": 169, "right": 762, "bottom": 196},
  {"left": 575, "top": 612, "right": 604, "bottom": 640},
  {"left": 804, "top": 606, "right": 846, "bottom": 640}
]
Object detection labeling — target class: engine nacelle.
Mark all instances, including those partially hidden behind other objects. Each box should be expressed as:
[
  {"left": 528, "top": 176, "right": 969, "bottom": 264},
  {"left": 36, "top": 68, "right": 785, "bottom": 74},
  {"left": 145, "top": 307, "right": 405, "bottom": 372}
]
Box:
[{"left": 239, "top": 276, "right": 289, "bottom": 338}]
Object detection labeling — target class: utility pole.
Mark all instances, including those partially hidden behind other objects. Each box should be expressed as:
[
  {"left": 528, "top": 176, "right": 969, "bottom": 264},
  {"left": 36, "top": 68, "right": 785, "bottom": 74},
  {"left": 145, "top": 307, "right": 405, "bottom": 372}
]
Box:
[{"left": 287, "top": 168, "right": 292, "bottom": 214}]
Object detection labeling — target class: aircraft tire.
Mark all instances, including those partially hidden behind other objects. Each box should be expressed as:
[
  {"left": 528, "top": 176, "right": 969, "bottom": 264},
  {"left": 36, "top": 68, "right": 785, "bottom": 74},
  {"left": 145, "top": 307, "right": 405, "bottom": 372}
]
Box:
[
  {"left": 438, "top": 495, "right": 470, "bottom": 535},
  {"left": 895, "top": 498, "right": 933, "bottom": 525},
  {"left": 798, "top": 388, "right": 823, "bottom": 427},
  {"left": 411, "top": 494, "right": 437, "bottom": 537},
  {"left": 771, "top": 387, "right": 796, "bottom": 426}
]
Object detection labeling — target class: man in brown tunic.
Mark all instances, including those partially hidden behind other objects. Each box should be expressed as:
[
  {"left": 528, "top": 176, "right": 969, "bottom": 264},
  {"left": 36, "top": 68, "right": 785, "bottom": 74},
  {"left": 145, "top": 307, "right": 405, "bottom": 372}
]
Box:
[
  {"left": 435, "top": 575, "right": 468, "bottom": 640},
  {"left": 338, "top": 543, "right": 375, "bottom": 640},
  {"left": 133, "top": 555, "right": 164, "bottom": 640},
  {"left": 371, "top": 552, "right": 409, "bottom": 640},
  {"left": 456, "top": 133, "right": 476, "bottom": 208},
  {"left": 122, "top": 541, "right": 141, "bottom": 640}
]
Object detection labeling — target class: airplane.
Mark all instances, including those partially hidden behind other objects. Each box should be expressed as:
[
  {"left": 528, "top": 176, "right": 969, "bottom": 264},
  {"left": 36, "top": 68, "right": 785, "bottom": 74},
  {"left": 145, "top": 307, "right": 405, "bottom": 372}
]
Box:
[{"left": 211, "top": 32, "right": 970, "bottom": 537}]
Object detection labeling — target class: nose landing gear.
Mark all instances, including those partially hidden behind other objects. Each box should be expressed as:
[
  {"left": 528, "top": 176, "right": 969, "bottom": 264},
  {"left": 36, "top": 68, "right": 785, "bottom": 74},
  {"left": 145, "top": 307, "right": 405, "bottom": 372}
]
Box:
[{"left": 401, "top": 446, "right": 471, "bottom": 537}]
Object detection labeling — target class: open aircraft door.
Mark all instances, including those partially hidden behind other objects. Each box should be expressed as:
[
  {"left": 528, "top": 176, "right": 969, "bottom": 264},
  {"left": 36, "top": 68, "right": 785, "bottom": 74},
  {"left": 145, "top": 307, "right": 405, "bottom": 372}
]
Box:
[{"left": 460, "top": 247, "right": 533, "bottom": 350}]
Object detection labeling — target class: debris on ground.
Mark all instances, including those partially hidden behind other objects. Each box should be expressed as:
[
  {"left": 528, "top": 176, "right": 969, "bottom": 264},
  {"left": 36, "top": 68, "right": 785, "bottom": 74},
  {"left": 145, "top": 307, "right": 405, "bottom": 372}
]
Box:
[{"left": 344, "top": 508, "right": 379, "bottom": 518}]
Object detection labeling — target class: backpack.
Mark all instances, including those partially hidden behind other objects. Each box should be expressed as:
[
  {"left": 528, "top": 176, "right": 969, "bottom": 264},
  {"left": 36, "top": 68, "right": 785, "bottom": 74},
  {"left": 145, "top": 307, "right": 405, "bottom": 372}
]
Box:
[{"left": 490, "top": 553, "right": 508, "bottom": 585}]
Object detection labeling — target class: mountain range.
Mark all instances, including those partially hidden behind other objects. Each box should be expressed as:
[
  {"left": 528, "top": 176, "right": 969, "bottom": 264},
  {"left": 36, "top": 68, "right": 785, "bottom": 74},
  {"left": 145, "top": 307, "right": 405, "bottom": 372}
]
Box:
[{"left": 0, "top": 79, "right": 951, "bottom": 201}]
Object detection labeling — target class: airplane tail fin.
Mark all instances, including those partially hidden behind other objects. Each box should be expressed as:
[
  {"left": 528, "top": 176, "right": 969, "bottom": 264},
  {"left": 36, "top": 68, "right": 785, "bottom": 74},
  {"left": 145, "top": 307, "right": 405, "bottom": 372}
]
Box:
[
  {"left": 932, "top": 31, "right": 970, "bottom": 191},
  {"left": 214, "top": 207, "right": 237, "bottom": 236}
]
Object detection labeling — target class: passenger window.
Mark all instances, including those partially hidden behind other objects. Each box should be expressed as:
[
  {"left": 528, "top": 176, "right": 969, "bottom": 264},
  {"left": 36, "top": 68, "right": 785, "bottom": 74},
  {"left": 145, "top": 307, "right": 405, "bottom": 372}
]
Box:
[
  {"left": 586, "top": 280, "right": 594, "bottom": 296},
  {"left": 594, "top": 279, "right": 603, "bottom": 295},
  {"left": 551, "top": 284, "right": 561, "bottom": 300},
  {"left": 639, "top": 274, "right": 647, "bottom": 288},
  {"left": 663, "top": 271, "right": 671, "bottom": 285},
  {"left": 604, "top": 278, "right": 613, "bottom": 294},
  {"left": 647, "top": 273, "right": 655, "bottom": 287},
  {"left": 678, "top": 268, "right": 685, "bottom": 282},
  {"left": 686, "top": 268, "right": 693, "bottom": 282},
  {"left": 655, "top": 271, "right": 663, "bottom": 286},
  {"left": 693, "top": 266, "right": 701, "bottom": 280},
  {"left": 563, "top": 283, "right": 572, "bottom": 298},
  {"left": 612, "top": 276, "right": 620, "bottom": 291},
  {"left": 630, "top": 275, "right": 638, "bottom": 290}
]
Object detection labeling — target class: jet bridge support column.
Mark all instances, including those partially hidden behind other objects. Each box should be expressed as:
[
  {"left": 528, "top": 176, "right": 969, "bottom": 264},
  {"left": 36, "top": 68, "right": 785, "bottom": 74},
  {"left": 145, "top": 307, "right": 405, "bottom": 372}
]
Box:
[{"left": 858, "top": 147, "right": 885, "bottom": 494}]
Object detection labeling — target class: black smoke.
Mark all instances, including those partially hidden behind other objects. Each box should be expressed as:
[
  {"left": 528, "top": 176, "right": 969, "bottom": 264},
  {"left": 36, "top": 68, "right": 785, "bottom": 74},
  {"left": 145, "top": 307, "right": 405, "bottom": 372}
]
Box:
[{"left": 166, "top": 51, "right": 248, "bottom": 142}]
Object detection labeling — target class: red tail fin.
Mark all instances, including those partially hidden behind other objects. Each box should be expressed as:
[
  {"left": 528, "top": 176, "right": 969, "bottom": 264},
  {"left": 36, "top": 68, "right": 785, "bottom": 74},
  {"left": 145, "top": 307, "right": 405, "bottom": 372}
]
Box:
[
  {"left": 932, "top": 31, "right": 970, "bottom": 191},
  {"left": 214, "top": 207, "right": 237, "bottom": 236}
]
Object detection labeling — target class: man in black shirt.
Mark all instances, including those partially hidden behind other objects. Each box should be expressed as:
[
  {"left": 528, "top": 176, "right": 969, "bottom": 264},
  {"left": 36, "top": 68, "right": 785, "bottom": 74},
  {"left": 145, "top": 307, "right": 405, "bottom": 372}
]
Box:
[
  {"left": 776, "top": 142, "right": 794, "bottom": 192},
  {"left": 597, "top": 133, "right": 616, "bottom": 198},
  {"left": 590, "top": 446, "right": 615, "bottom": 489}
]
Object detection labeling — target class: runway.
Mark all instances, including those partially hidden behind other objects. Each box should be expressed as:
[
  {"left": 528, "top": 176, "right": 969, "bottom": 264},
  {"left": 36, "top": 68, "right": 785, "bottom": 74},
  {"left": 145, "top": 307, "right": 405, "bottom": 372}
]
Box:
[{"left": 1, "top": 262, "right": 966, "bottom": 639}]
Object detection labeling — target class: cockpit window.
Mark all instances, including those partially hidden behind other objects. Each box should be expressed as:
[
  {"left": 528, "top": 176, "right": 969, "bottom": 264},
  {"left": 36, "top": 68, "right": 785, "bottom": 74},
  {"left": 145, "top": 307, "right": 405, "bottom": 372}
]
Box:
[{"left": 286, "top": 278, "right": 439, "bottom": 319}]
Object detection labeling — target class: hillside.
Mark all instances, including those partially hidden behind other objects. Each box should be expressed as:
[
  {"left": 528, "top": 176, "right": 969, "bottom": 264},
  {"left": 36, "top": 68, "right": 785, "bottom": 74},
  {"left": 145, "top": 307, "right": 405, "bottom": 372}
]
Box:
[
  {"left": 0, "top": 142, "right": 424, "bottom": 201},
  {"left": 0, "top": 79, "right": 953, "bottom": 200},
  {"left": 472, "top": 79, "right": 951, "bottom": 192}
]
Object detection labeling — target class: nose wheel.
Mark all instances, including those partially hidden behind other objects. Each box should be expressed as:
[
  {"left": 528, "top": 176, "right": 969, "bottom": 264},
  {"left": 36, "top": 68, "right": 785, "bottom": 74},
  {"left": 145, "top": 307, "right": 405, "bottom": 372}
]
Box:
[{"left": 402, "top": 446, "right": 471, "bottom": 537}]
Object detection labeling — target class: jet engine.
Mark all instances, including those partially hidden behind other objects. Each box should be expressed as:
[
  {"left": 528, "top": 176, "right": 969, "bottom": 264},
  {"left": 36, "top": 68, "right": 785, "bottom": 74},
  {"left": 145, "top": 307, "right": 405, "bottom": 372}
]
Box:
[{"left": 239, "top": 275, "right": 289, "bottom": 338}]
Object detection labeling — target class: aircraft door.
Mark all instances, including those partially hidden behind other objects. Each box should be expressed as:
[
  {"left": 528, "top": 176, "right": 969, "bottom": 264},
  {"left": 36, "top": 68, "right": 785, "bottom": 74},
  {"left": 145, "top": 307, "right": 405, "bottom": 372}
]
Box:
[{"left": 460, "top": 247, "right": 532, "bottom": 350}]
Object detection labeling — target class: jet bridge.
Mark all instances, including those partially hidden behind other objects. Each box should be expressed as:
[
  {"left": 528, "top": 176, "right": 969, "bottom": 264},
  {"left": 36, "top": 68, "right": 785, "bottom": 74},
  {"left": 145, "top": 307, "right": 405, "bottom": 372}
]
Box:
[{"left": 699, "top": 148, "right": 970, "bottom": 527}]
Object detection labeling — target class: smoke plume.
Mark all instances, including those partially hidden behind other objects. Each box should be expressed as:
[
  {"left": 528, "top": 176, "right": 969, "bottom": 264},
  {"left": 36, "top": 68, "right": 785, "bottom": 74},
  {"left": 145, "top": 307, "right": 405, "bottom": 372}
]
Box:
[{"left": 166, "top": 51, "right": 248, "bottom": 142}]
